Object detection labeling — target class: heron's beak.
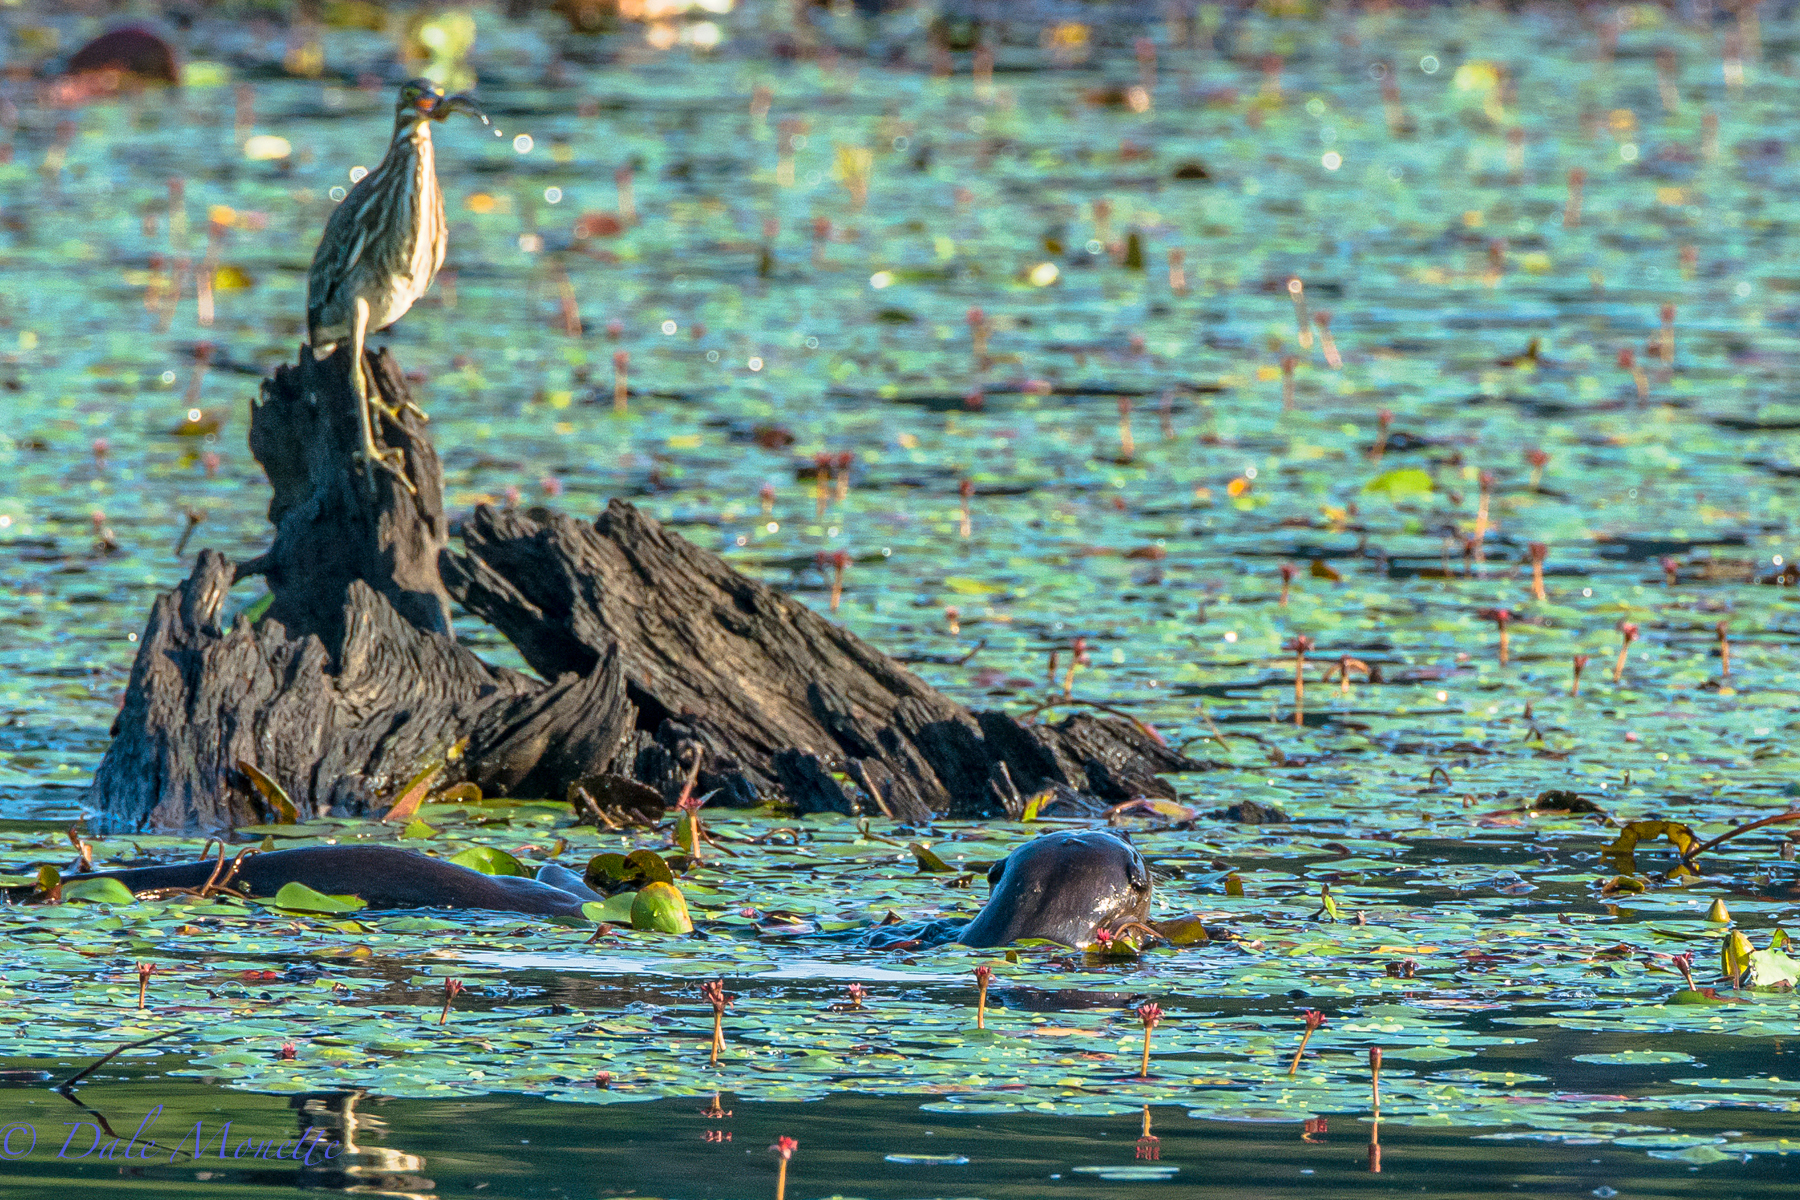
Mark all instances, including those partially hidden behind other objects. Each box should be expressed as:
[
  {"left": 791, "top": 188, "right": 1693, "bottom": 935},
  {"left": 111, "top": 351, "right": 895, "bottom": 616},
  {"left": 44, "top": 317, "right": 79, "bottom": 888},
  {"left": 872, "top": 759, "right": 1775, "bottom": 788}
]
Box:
[{"left": 433, "top": 93, "right": 492, "bottom": 128}]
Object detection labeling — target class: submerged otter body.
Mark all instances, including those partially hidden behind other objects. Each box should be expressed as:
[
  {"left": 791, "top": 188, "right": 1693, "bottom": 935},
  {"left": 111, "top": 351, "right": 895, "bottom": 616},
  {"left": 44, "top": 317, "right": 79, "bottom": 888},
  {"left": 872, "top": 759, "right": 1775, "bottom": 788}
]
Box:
[
  {"left": 42, "top": 845, "right": 601, "bottom": 917},
  {"left": 958, "top": 830, "right": 1151, "bottom": 948},
  {"left": 27, "top": 831, "right": 1150, "bottom": 948}
]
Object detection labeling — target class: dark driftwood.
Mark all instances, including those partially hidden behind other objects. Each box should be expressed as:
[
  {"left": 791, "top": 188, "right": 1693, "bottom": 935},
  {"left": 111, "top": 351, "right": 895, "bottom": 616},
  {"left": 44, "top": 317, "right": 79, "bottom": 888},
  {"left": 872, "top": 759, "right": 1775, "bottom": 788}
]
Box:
[
  {"left": 242, "top": 344, "right": 452, "bottom": 648},
  {"left": 443, "top": 500, "right": 1204, "bottom": 820},
  {"left": 88, "top": 347, "right": 636, "bottom": 831},
  {"left": 89, "top": 344, "right": 1203, "bottom": 832}
]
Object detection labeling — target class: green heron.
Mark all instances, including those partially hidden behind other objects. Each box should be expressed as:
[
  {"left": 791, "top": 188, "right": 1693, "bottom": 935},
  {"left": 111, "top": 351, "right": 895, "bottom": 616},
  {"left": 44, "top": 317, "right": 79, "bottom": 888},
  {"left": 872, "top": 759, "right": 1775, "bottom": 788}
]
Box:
[{"left": 306, "top": 78, "right": 489, "bottom": 488}]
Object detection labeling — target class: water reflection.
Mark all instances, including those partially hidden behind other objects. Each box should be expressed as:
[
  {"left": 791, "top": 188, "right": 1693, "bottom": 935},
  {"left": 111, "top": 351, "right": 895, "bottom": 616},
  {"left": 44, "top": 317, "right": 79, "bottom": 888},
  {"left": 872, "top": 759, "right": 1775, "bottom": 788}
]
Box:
[{"left": 291, "top": 1091, "right": 435, "bottom": 1199}]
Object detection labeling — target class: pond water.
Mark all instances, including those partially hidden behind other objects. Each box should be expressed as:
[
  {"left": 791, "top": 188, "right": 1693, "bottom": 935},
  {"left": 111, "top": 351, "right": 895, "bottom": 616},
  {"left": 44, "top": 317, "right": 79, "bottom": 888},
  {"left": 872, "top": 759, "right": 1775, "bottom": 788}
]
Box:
[{"left": 2, "top": 1, "right": 1799, "bottom": 1196}]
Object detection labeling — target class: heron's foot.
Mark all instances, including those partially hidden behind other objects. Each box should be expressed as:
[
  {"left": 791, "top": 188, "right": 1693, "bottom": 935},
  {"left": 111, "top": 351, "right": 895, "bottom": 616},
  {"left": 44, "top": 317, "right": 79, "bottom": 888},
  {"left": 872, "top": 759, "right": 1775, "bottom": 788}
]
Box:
[
  {"left": 369, "top": 397, "right": 431, "bottom": 424},
  {"left": 357, "top": 439, "right": 418, "bottom": 497}
]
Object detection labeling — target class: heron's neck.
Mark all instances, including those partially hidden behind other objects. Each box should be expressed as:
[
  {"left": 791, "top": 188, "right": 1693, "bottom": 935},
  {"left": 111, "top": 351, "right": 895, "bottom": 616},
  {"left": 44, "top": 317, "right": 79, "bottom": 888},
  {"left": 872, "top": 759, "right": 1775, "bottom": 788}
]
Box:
[{"left": 390, "top": 117, "right": 434, "bottom": 158}]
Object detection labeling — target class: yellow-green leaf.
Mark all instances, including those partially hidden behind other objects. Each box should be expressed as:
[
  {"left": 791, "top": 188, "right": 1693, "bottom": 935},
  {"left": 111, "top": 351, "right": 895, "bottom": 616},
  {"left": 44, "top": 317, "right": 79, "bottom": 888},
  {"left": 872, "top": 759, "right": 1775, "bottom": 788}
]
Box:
[
  {"left": 272, "top": 882, "right": 367, "bottom": 913},
  {"left": 909, "top": 842, "right": 955, "bottom": 873},
  {"left": 1154, "top": 915, "right": 1211, "bottom": 946},
  {"left": 384, "top": 760, "right": 445, "bottom": 825},
  {"left": 1020, "top": 789, "right": 1052, "bottom": 823},
  {"left": 1362, "top": 467, "right": 1434, "bottom": 498},
  {"left": 1721, "top": 929, "right": 1754, "bottom": 984},
  {"left": 943, "top": 576, "right": 1003, "bottom": 595},
  {"left": 447, "top": 846, "right": 529, "bottom": 877},
  {"left": 1748, "top": 947, "right": 1800, "bottom": 990},
  {"left": 62, "top": 877, "right": 136, "bottom": 905},
  {"left": 582, "top": 893, "right": 637, "bottom": 925},
  {"left": 1602, "top": 820, "right": 1698, "bottom": 874},
  {"left": 237, "top": 760, "right": 298, "bottom": 824},
  {"left": 630, "top": 881, "right": 693, "bottom": 933}
]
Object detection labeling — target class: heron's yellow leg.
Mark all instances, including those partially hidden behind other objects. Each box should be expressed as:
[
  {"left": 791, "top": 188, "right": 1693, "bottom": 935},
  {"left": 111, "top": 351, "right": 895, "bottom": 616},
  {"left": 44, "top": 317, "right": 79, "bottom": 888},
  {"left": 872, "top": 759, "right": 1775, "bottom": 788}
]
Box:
[{"left": 350, "top": 298, "right": 415, "bottom": 495}]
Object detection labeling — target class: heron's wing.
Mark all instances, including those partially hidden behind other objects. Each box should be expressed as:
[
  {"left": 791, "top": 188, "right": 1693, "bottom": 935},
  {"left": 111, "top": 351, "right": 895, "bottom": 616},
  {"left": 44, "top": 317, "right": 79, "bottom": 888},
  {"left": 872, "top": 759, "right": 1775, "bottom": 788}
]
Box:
[{"left": 305, "top": 176, "right": 384, "bottom": 337}]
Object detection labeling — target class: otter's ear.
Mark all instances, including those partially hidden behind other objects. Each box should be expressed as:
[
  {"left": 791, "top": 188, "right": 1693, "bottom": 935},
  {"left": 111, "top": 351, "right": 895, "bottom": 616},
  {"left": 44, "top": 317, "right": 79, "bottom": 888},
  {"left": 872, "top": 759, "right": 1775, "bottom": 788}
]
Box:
[
  {"left": 1125, "top": 847, "right": 1150, "bottom": 892},
  {"left": 986, "top": 857, "right": 1007, "bottom": 888}
]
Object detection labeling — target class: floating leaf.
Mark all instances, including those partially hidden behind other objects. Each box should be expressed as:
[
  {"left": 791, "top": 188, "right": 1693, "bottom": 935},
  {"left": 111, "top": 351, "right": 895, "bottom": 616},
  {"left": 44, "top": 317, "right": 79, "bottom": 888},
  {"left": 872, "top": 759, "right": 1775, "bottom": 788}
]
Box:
[
  {"left": 1019, "top": 789, "right": 1052, "bottom": 822},
  {"left": 1602, "top": 820, "right": 1698, "bottom": 874},
  {"left": 630, "top": 881, "right": 693, "bottom": 934},
  {"left": 1720, "top": 929, "right": 1754, "bottom": 985},
  {"left": 272, "top": 882, "right": 367, "bottom": 914},
  {"left": 384, "top": 760, "right": 445, "bottom": 825},
  {"left": 61, "top": 877, "right": 136, "bottom": 905},
  {"left": 943, "top": 576, "right": 1003, "bottom": 595},
  {"left": 1747, "top": 948, "right": 1800, "bottom": 990},
  {"left": 236, "top": 760, "right": 297, "bottom": 824},
  {"left": 1154, "top": 915, "right": 1211, "bottom": 945},
  {"left": 909, "top": 842, "right": 955, "bottom": 873},
  {"left": 447, "top": 846, "right": 529, "bottom": 877},
  {"left": 582, "top": 893, "right": 637, "bottom": 925},
  {"left": 1362, "top": 468, "right": 1434, "bottom": 498}
]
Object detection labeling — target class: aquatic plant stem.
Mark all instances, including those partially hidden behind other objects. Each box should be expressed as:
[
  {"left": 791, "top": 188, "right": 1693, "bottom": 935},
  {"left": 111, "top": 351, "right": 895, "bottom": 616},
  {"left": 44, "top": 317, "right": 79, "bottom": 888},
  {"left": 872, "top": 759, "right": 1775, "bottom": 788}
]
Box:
[
  {"left": 1315, "top": 312, "right": 1342, "bottom": 368},
  {"left": 703, "top": 979, "right": 729, "bottom": 1066},
  {"left": 1289, "top": 636, "right": 1313, "bottom": 726},
  {"left": 439, "top": 978, "right": 463, "bottom": 1025},
  {"left": 772, "top": 1136, "right": 796, "bottom": 1200},
  {"left": 959, "top": 479, "right": 973, "bottom": 539},
  {"left": 967, "top": 306, "right": 988, "bottom": 369},
  {"left": 1564, "top": 167, "right": 1585, "bottom": 228},
  {"left": 1571, "top": 654, "right": 1588, "bottom": 697},
  {"left": 1370, "top": 409, "right": 1392, "bottom": 462},
  {"left": 1620, "top": 348, "right": 1649, "bottom": 405},
  {"left": 1117, "top": 396, "right": 1135, "bottom": 460},
  {"left": 1717, "top": 621, "right": 1730, "bottom": 678},
  {"left": 1613, "top": 622, "right": 1639, "bottom": 684},
  {"left": 1490, "top": 609, "right": 1511, "bottom": 665},
  {"left": 1287, "top": 1009, "right": 1326, "bottom": 1075},
  {"left": 1136, "top": 1002, "right": 1162, "bottom": 1078},
  {"left": 1061, "top": 637, "right": 1088, "bottom": 698},
  {"left": 136, "top": 963, "right": 153, "bottom": 1010},
  {"left": 1287, "top": 278, "right": 1312, "bottom": 348},
  {"left": 828, "top": 550, "right": 848, "bottom": 613},
  {"left": 974, "top": 964, "right": 991, "bottom": 1029},
  {"left": 1528, "top": 542, "right": 1548, "bottom": 602},
  {"left": 615, "top": 164, "right": 636, "bottom": 224},
  {"left": 1471, "top": 471, "right": 1493, "bottom": 570},
  {"left": 1370, "top": 1046, "right": 1382, "bottom": 1113},
  {"left": 612, "top": 350, "right": 629, "bottom": 415},
  {"left": 676, "top": 752, "right": 707, "bottom": 864}
]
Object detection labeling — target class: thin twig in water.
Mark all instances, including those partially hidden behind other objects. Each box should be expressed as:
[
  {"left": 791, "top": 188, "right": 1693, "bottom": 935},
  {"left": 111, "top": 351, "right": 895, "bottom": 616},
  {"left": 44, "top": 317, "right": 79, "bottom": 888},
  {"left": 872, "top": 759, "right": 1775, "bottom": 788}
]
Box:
[
  {"left": 1018, "top": 696, "right": 1162, "bottom": 744},
  {"left": 1680, "top": 809, "right": 1800, "bottom": 868},
  {"left": 1199, "top": 707, "right": 1230, "bottom": 751},
  {"left": 58, "top": 1028, "right": 193, "bottom": 1092}
]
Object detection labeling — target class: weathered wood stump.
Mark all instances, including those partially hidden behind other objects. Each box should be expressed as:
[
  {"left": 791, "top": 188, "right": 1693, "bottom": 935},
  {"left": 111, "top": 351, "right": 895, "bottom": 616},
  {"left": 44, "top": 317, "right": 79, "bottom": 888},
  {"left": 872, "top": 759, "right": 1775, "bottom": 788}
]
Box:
[
  {"left": 444, "top": 501, "right": 1203, "bottom": 820},
  {"left": 87, "top": 345, "right": 1204, "bottom": 832}
]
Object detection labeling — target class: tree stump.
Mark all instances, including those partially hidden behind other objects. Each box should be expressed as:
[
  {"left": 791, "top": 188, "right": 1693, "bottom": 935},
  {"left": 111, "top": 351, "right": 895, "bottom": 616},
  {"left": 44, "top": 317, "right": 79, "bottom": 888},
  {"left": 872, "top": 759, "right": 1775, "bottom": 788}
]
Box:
[{"left": 87, "top": 344, "right": 1207, "bottom": 832}]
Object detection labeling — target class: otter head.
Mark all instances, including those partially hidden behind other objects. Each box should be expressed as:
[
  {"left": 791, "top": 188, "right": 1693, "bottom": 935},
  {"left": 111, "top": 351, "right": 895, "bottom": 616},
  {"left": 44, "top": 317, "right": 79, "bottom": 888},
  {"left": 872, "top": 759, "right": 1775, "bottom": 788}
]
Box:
[{"left": 958, "top": 829, "right": 1152, "bottom": 949}]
